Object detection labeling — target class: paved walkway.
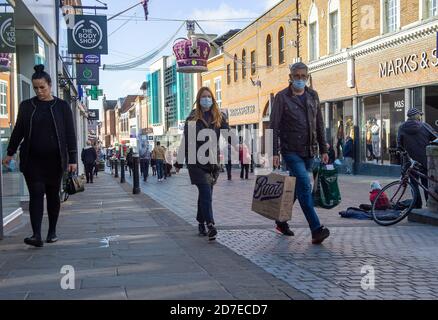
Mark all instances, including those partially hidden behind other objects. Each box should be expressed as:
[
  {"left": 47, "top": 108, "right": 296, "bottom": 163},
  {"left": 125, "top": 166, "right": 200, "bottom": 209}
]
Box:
[
  {"left": 123, "top": 168, "right": 438, "bottom": 300},
  {"left": 0, "top": 173, "right": 307, "bottom": 300}
]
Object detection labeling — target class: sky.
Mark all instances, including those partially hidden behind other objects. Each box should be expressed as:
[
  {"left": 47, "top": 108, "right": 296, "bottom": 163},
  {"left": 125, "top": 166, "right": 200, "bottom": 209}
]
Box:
[{"left": 83, "top": 0, "right": 282, "bottom": 113}]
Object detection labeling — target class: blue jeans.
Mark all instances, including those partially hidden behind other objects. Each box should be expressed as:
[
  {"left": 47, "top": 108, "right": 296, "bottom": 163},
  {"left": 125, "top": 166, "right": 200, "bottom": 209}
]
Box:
[
  {"left": 156, "top": 159, "right": 164, "bottom": 180},
  {"left": 278, "top": 152, "right": 321, "bottom": 232},
  {"left": 196, "top": 184, "right": 214, "bottom": 225}
]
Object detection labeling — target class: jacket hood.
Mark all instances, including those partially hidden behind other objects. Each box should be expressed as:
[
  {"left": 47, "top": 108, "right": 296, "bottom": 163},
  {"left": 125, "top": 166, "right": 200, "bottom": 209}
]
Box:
[
  {"left": 84, "top": 146, "right": 93, "bottom": 149},
  {"left": 402, "top": 120, "right": 423, "bottom": 135}
]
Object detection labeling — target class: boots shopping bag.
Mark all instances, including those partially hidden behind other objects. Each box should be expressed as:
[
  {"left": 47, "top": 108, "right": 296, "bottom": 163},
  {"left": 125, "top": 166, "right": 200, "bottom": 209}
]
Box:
[{"left": 251, "top": 172, "right": 296, "bottom": 222}]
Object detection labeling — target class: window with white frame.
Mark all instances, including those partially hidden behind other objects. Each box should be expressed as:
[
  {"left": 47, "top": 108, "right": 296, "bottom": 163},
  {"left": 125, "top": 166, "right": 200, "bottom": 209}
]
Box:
[
  {"left": 328, "top": 0, "right": 340, "bottom": 54},
  {"left": 382, "top": 0, "right": 400, "bottom": 33},
  {"left": 214, "top": 78, "right": 222, "bottom": 108},
  {"left": 308, "top": 4, "right": 319, "bottom": 61},
  {"left": 424, "top": 0, "right": 438, "bottom": 18},
  {"left": 0, "top": 81, "right": 7, "bottom": 117}
]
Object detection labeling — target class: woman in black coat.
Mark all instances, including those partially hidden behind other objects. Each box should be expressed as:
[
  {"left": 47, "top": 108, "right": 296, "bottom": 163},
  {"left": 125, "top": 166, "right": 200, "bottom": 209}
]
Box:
[
  {"left": 176, "top": 87, "right": 236, "bottom": 241},
  {"left": 2, "top": 65, "right": 77, "bottom": 247}
]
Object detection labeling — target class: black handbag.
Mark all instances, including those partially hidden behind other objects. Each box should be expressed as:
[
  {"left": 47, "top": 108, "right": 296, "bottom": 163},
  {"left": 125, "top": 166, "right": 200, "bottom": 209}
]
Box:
[{"left": 65, "top": 173, "right": 85, "bottom": 195}]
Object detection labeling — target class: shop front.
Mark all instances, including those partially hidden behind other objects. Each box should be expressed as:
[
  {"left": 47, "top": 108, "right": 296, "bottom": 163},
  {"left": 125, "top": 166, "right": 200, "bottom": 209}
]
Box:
[{"left": 311, "top": 21, "right": 438, "bottom": 176}]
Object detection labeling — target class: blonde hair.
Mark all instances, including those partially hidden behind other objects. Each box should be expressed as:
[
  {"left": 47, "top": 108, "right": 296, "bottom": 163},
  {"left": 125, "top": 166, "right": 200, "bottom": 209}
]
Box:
[{"left": 190, "top": 87, "right": 223, "bottom": 128}]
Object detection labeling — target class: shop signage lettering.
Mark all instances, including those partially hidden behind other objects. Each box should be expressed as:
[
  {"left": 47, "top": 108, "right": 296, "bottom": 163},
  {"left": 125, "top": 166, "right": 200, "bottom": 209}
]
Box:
[
  {"left": 68, "top": 15, "right": 108, "bottom": 54},
  {"left": 0, "top": 13, "right": 15, "bottom": 53},
  {"left": 394, "top": 100, "right": 404, "bottom": 112},
  {"left": 228, "top": 105, "right": 256, "bottom": 118},
  {"left": 84, "top": 54, "right": 101, "bottom": 65},
  {"left": 77, "top": 63, "right": 100, "bottom": 85},
  {"left": 379, "top": 49, "right": 438, "bottom": 78}
]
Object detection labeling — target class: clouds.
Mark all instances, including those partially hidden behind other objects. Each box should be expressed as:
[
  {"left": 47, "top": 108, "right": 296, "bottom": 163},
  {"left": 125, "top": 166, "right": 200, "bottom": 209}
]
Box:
[{"left": 191, "top": 3, "right": 259, "bottom": 35}]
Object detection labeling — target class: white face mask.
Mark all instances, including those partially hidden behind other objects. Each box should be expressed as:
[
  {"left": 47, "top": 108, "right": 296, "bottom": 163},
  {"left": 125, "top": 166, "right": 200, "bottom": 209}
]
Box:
[{"left": 200, "top": 97, "right": 213, "bottom": 110}]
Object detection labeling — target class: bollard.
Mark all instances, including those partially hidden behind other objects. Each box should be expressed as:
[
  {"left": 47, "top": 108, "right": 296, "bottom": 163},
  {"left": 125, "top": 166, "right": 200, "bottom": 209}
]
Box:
[
  {"left": 120, "top": 158, "right": 126, "bottom": 183},
  {"left": 114, "top": 159, "right": 119, "bottom": 178},
  {"left": 132, "top": 154, "right": 140, "bottom": 194}
]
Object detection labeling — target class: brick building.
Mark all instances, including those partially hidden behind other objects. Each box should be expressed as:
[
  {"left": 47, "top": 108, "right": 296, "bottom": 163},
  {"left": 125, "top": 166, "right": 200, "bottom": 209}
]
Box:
[{"left": 202, "top": 0, "right": 438, "bottom": 175}]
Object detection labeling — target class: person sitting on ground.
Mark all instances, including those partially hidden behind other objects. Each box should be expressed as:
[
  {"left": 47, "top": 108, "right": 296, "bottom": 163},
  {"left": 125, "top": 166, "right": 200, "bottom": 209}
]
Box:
[{"left": 369, "top": 181, "right": 391, "bottom": 210}]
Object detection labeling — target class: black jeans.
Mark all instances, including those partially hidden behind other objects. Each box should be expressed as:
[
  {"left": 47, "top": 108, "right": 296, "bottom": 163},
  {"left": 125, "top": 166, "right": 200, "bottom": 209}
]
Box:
[
  {"left": 140, "top": 159, "right": 150, "bottom": 181},
  {"left": 24, "top": 175, "right": 62, "bottom": 239},
  {"left": 84, "top": 163, "right": 94, "bottom": 182},
  {"left": 196, "top": 184, "right": 214, "bottom": 225},
  {"left": 240, "top": 163, "right": 249, "bottom": 179},
  {"left": 225, "top": 161, "right": 232, "bottom": 179}
]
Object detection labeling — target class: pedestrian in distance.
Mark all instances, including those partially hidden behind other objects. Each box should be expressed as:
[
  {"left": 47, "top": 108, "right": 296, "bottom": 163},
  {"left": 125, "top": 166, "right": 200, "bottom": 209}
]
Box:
[
  {"left": 175, "top": 87, "right": 237, "bottom": 241},
  {"left": 397, "top": 107, "right": 438, "bottom": 209},
  {"left": 239, "top": 140, "right": 251, "bottom": 180},
  {"left": 152, "top": 141, "right": 166, "bottom": 181},
  {"left": 139, "top": 143, "right": 151, "bottom": 182},
  {"left": 270, "top": 62, "right": 330, "bottom": 244},
  {"left": 82, "top": 140, "right": 97, "bottom": 183},
  {"left": 126, "top": 147, "right": 134, "bottom": 177},
  {"left": 2, "top": 64, "right": 78, "bottom": 247},
  {"left": 343, "top": 135, "right": 354, "bottom": 174}
]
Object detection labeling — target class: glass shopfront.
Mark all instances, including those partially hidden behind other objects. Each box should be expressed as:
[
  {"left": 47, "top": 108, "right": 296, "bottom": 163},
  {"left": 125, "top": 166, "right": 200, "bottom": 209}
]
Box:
[
  {"left": 360, "top": 90, "right": 406, "bottom": 166},
  {"left": 325, "top": 100, "right": 353, "bottom": 159},
  {"left": 425, "top": 85, "right": 438, "bottom": 132}
]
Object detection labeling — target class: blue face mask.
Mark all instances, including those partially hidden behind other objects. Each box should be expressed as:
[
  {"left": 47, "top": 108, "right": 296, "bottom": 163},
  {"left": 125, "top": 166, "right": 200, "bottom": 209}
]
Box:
[
  {"left": 292, "top": 79, "right": 306, "bottom": 90},
  {"left": 200, "top": 97, "right": 213, "bottom": 110}
]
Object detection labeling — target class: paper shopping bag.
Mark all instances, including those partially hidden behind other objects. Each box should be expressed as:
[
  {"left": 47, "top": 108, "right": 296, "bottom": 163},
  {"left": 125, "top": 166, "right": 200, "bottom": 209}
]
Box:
[{"left": 251, "top": 172, "right": 296, "bottom": 222}]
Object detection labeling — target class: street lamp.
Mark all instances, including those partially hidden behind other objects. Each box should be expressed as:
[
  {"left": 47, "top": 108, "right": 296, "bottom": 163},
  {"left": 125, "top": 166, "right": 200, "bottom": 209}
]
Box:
[{"left": 165, "top": 102, "right": 171, "bottom": 147}]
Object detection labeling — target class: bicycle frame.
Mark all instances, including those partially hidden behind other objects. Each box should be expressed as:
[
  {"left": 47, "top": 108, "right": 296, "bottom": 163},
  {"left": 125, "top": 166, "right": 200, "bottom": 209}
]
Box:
[{"left": 406, "top": 166, "right": 438, "bottom": 202}]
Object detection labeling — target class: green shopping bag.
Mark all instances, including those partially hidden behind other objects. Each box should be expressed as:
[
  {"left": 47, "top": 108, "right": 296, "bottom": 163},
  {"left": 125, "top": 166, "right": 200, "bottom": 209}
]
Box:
[{"left": 312, "top": 164, "right": 341, "bottom": 209}]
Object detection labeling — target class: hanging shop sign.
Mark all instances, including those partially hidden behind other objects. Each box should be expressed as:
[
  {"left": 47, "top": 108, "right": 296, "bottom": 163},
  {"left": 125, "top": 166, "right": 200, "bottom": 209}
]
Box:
[
  {"left": 0, "top": 13, "right": 15, "bottom": 53},
  {"left": 379, "top": 49, "right": 438, "bottom": 78},
  {"left": 88, "top": 109, "right": 100, "bottom": 120},
  {"left": 68, "top": 15, "right": 108, "bottom": 55},
  {"left": 84, "top": 54, "right": 101, "bottom": 65},
  {"left": 0, "top": 53, "right": 11, "bottom": 68},
  {"left": 77, "top": 63, "right": 100, "bottom": 85}
]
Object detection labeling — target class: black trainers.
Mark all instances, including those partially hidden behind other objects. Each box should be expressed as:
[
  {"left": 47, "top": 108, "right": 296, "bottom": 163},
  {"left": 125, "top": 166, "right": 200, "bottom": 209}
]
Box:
[
  {"left": 275, "top": 224, "right": 294, "bottom": 236},
  {"left": 198, "top": 224, "right": 207, "bottom": 237},
  {"left": 24, "top": 236, "right": 44, "bottom": 247},
  {"left": 46, "top": 233, "right": 58, "bottom": 243},
  {"left": 207, "top": 224, "right": 217, "bottom": 241},
  {"left": 312, "top": 226, "right": 330, "bottom": 244}
]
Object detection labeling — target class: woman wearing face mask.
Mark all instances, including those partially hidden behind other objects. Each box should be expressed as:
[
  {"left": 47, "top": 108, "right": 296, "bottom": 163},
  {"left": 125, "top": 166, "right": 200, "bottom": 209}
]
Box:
[
  {"left": 176, "top": 87, "right": 236, "bottom": 241},
  {"left": 2, "top": 65, "right": 77, "bottom": 247}
]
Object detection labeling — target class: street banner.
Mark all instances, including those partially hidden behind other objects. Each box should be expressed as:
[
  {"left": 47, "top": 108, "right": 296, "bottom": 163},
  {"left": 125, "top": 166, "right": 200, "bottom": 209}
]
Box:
[
  {"left": 0, "top": 13, "right": 15, "bottom": 53},
  {"left": 68, "top": 15, "right": 108, "bottom": 54},
  {"left": 251, "top": 173, "right": 295, "bottom": 222},
  {"left": 77, "top": 63, "right": 99, "bottom": 85}
]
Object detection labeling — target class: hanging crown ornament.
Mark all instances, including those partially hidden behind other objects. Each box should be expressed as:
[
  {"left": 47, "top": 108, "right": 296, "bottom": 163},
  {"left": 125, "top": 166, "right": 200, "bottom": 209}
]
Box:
[{"left": 173, "top": 20, "right": 211, "bottom": 73}]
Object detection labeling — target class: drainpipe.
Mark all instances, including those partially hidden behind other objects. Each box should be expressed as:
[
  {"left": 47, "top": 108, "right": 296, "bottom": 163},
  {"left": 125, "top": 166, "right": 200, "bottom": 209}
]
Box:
[{"left": 296, "top": 0, "right": 300, "bottom": 59}]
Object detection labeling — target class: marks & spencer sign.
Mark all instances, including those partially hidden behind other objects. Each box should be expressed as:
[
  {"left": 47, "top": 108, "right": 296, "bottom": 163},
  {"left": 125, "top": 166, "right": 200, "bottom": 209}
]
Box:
[
  {"left": 68, "top": 15, "right": 108, "bottom": 54},
  {"left": 379, "top": 49, "right": 438, "bottom": 78}
]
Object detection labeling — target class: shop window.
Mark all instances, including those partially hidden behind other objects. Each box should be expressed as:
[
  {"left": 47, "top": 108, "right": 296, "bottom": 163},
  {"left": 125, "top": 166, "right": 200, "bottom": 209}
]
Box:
[
  {"left": 278, "top": 27, "right": 285, "bottom": 64},
  {"left": 425, "top": 86, "right": 438, "bottom": 132},
  {"left": 251, "top": 50, "right": 256, "bottom": 75},
  {"left": 382, "top": 0, "right": 400, "bottom": 34},
  {"left": 242, "top": 49, "right": 247, "bottom": 79},
  {"left": 330, "top": 100, "right": 353, "bottom": 159},
  {"left": 266, "top": 35, "right": 272, "bottom": 67},
  {"left": 360, "top": 90, "right": 405, "bottom": 165}
]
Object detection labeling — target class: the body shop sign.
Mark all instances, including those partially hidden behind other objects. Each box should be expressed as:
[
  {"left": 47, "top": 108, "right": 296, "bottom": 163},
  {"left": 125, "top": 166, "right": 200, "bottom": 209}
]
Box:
[
  {"left": 68, "top": 15, "right": 108, "bottom": 54},
  {"left": 0, "top": 13, "right": 15, "bottom": 53}
]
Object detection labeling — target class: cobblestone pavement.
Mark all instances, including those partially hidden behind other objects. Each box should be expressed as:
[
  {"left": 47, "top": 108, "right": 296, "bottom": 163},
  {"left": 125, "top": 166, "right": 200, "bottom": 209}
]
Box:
[{"left": 125, "top": 168, "right": 438, "bottom": 300}]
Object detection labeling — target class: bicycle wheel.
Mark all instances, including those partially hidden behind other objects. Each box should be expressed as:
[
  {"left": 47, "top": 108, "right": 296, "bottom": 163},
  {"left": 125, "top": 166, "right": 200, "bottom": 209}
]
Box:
[{"left": 372, "top": 180, "right": 418, "bottom": 226}]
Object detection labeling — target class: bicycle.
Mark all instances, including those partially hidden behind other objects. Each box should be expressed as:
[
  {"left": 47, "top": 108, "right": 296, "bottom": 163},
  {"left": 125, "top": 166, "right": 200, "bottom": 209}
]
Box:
[{"left": 371, "top": 149, "right": 438, "bottom": 226}]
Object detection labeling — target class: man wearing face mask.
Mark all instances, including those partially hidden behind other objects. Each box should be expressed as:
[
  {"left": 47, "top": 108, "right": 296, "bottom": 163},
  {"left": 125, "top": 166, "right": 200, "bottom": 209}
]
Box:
[{"left": 270, "top": 62, "right": 330, "bottom": 244}]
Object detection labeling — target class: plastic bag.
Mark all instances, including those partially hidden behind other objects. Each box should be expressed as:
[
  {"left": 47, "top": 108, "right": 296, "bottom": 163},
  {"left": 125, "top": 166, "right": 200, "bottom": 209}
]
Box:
[{"left": 312, "top": 164, "right": 341, "bottom": 209}]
